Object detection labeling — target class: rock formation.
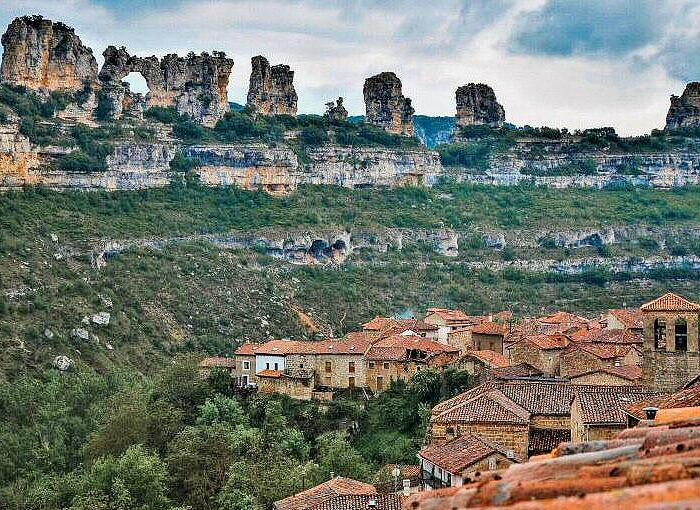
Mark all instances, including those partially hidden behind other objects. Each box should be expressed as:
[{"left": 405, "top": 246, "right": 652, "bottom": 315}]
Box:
[
  {"left": 666, "top": 82, "right": 700, "bottom": 130},
  {"left": 325, "top": 97, "right": 348, "bottom": 122},
  {"left": 246, "top": 56, "right": 298, "bottom": 116},
  {"left": 455, "top": 83, "right": 505, "bottom": 128},
  {"left": 0, "top": 16, "right": 98, "bottom": 92},
  {"left": 363, "top": 72, "right": 414, "bottom": 136},
  {"left": 98, "top": 46, "right": 233, "bottom": 126}
]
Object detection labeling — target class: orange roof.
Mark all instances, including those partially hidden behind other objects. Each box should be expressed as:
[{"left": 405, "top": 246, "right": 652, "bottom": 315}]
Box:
[
  {"left": 425, "top": 308, "right": 472, "bottom": 323},
  {"left": 640, "top": 292, "right": 700, "bottom": 312},
  {"left": 568, "top": 328, "right": 641, "bottom": 344},
  {"left": 199, "top": 356, "right": 237, "bottom": 368},
  {"left": 563, "top": 342, "right": 637, "bottom": 360},
  {"left": 607, "top": 308, "right": 643, "bottom": 329},
  {"left": 516, "top": 334, "right": 569, "bottom": 350},
  {"left": 623, "top": 383, "right": 700, "bottom": 420},
  {"left": 253, "top": 339, "right": 369, "bottom": 356},
  {"left": 366, "top": 335, "right": 458, "bottom": 362},
  {"left": 235, "top": 342, "right": 260, "bottom": 356},
  {"left": 654, "top": 406, "right": 700, "bottom": 424},
  {"left": 362, "top": 317, "right": 396, "bottom": 331},
  {"left": 537, "top": 311, "right": 590, "bottom": 325},
  {"left": 257, "top": 369, "right": 283, "bottom": 378},
  {"left": 274, "top": 476, "right": 376, "bottom": 510},
  {"left": 463, "top": 350, "right": 510, "bottom": 368},
  {"left": 470, "top": 321, "right": 508, "bottom": 335},
  {"left": 569, "top": 365, "right": 643, "bottom": 382}
]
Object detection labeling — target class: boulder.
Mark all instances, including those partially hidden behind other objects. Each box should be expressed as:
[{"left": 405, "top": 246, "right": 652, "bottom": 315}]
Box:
[
  {"left": 72, "top": 327, "right": 89, "bottom": 340},
  {"left": 92, "top": 312, "right": 110, "bottom": 325},
  {"left": 246, "top": 55, "right": 298, "bottom": 116},
  {"left": 482, "top": 232, "right": 506, "bottom": 250},
  {"left": 0, "top": 16, "right": 98, "bottom": 92},
  {"left": 363, "top": 72, "right": 414, "bottom": 135},
  {"left": 455, "top": 83, "right": 505, "bottom": 129},
  {"left": 52, "top": 355, "right": 73, "bottom": 371}
]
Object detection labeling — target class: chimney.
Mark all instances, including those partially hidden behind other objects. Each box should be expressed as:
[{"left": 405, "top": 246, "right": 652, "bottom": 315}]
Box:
[{"left": 644, "top": 407, "right": 659, "bottom": 420}]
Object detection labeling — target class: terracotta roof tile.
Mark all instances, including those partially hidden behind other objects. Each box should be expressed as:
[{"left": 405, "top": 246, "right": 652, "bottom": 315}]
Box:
[
  {"left": 568, "top": 365, "right": 643, "bottom": 382},
  {"left": 515, "top": 334, "right": 570, "bottom": 350},
  {"left": 640, "top": 292, "right": 700, "bottom": 312},
  {"left": 257, "top": 369, "right": 283, "bottom": 378},
  {"left": 624, "top": 384, "right": 700, "bottom": 420},
  {"left": 575, "top": 390, "right": 661, "bottom": 425},
  {"left": 563, "top": 342, "right": 637, "bottom": 360},
  {"left": 234, "top": 342, "right": 260, "bottom": 355},
  {"left": 254, "top": 339, "right": 369, "bottom": 356},
  {"left": 419, "top": 434, "right": 522, "bottom": 473},
  {"left": 432, "top": 389, "right": 531, "bottom": 425},
  {"left": 425, "top": 308, "right": 473, "bottom": 323},
  {"left": 314, "top": 494, "right": 402, "bottom": 510},
  {"left": 485, "top": 363, "right": 543, "bottom": 381},
  {"left": 537, "top": 311, "right": 590, "bottom": 325},
  {"left": 608, "top": 308, "right": 643, "bottom": 329},
  {"left": 275, "top": 477, "right": 376, "bottom": 510},
  {"left": 528, "top": 428, "right": 571, "bottom": 454},
  {"left": 469, "top": 322, "right": 508, "bottom": 335},
  {"left": 199, "top": 356, "right": 237, "bottom": 368},
  {"left": 362, "top": 317, "right": 397, "bottom": 331},
  {"left": 569, "top": 328, "right": 642, "bottom": 344},
  {"left": 461, "top": 350, "right": 510, "bottom": 368}
]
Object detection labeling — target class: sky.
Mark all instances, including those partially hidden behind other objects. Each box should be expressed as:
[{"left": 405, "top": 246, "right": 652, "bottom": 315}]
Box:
[{"left": 1, "top": 0, "right": 700, "bottom": 135}]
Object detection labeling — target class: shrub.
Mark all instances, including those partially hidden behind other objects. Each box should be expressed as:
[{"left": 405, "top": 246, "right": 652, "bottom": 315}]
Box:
[
  {"left": 173, "top": 120, "right": 208, "bottom": 142},
  {"left": 145, "top": 106, "right": 184, "bottom": 124},
  {"left": 300, "top": 125, "right": 329, "bottom": 146}
]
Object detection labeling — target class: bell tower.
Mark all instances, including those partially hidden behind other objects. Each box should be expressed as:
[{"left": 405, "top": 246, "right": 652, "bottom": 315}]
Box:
[{"left": 641, "top": 292, "right": 700, "bottom": 392}]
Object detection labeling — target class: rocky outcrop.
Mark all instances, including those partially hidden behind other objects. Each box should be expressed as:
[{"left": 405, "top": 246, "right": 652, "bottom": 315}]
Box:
[
  {"left": 99, "top": 46, "right": 233, "bottom": 126},
  {"left": 363, "top": 72, "right": 414, "bottom": 136},
  {"left": 455, "top": 83, "right": 505, "bottom": 129},
  {"left": 666, "top": 82, "right": 700, "bottom": 130},
  {"left": 325, "top": 97, "right": 348, "bottom": 122},
  {"left": 246, "top": 56, "right": 297, "bottom": 116},
  {"left": 0, "top": 16, "right": 98, "bottom": 92}
]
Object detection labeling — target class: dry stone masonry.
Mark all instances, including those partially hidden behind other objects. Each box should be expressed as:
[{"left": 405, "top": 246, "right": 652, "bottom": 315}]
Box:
[
  {"left": 246, "top": 56, "right": 298, "bottom": 116},
  {"left": 0, "top": 16, "right": 98, "bottom": 92},
  {"left": 666, "top": 82, "right": 700, "bottom": 130},
  {"left": 455, "top": 83, "right": 505, "bottom": 128},
  {"left": 363, "top": 72, "right": 414, "bottom": 135},
  {"left": 98, "top": 46, "right": 234, "bottom": 126}
]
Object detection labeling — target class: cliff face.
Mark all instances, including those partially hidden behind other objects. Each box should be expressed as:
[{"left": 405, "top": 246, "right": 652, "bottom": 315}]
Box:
[
  {"left": 455, "top": 83, "right": 505, "bottom": 129},
  {"left": 246, "top": 56, "right": 297, "bottom": 116},
  {"left": 666, "top": 82, "right": 700, "bottom": 130},
  {"left": 0, "top": 16, "right": 98, "bottom": 92},
  {"left": 363, "top": 72, "right": 414, "bottom": 136},
  {"left": 99, "top": 46, "right": 234, "bottom": 126}
]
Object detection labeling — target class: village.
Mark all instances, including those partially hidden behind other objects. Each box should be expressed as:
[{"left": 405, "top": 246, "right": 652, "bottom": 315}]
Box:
[{"left": 200, "top": 291, "right": 700, "bottom": 509}]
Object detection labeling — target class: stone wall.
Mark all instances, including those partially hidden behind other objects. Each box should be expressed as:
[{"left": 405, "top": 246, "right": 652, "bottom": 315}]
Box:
[
  {"left": 472, "top": 333, "right": 503, "bottom": 353},
  {"left": 569, "top": 372, "right": 637, "bottom": 386},
  {"left": 508, "top": 342, "right": 562, "bottom": 376},
  {"left": 258, "top": 375, "right": 313, "bottom": 400}
]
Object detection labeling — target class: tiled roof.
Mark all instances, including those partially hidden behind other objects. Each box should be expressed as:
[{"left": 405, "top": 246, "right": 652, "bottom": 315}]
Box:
[
  {"left": 640, "top": 291, "right": 700, "bottom": 311},
  {"left": 274, "top": 477, "right": 376, "bottom": 510},
  {"left": 576, "top": 390, "right": 660, "bottom": 425},
  {"left": 563, "top": 342, "right": 636, "bottom": 360},
  {"left": 362, "top": 317, "right": 397, "bottom": 331},
  {"left": 344, "top": 331, "right": 381, "bottom": 344},
  {"left": 363, "top": 318, "right": 438, "bottom": 335},
  {"left": 432, "top": 389, "right": 530, "bottom": 425},
  {"left": 461, "top": 350, "right": 510, "bottom": 368},
  {"left": 568, "top": 365, "right": 643, "bottom": 382},
  {"left": 537, "top": 311, "right": 590, "bottom": 325},
  {"left": 469, "top": 321, "right": 508, "bottom": 335},
  {"left": 515, "top": 334, "right": 569, "bottom": 350},
  {"left": 425, "top": 308, "right": 472, "bottom": 323},
  {"left": 485, "top": 363, "right": 543, "bottom": 380},
  {"left": 419, "top": 434, "right": 522, "bottom": 473},
  {"left": 623, "top": 383, "right": 700, "bottom": 420},
  {"left": 199, "top": 356, "right": 236, "bottom": 368},
  {"left": 528, "top": 427, "right": 571, "bottom": 453},
  {"left": 366, "top": 335, "right": 459, "bottom": 362},
  {"left": 254, "top": 339, "right": 369, "bottom": 356},
  {"left": 607, "top": 308, "right": 643, "bottom": 329},
  {"left": 406, "top": 412, "right": 700, "bottom": 510},
  {"left": 314, "top": 494, "right": 402, "bottom": 510},
  {"left": 257, "top": 369, "right": 283, "bottom": 378},
  {"left": 234, "top": 342, "right": 260, "bottom": 355},
  {"left": 569, "top": 328, "right": 642, "bottom": 344},
  {"left": 364, "top": 346, "right": 408, "bottom": 362}
]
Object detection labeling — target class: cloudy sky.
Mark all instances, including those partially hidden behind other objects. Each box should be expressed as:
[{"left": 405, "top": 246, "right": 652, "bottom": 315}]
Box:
[{"left": 1, "top": 0, "right": 699, "bottom": 134}]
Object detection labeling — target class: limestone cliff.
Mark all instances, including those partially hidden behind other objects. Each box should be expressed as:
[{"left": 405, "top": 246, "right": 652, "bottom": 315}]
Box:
[
  {"left": 455, "top": 83, "right": 505, "bottom": 129},
  {"left": 0, "top": 16, "right": 98, "bottom": 92},
  {"left": 666, "top": 82, "right": 700, "bottom": 130},
  {"left": 363, "top": 72, "right": 414, "bottom": 136},
  {"left": 99, "top": 46, "right": 233, "bottom": 126},
  {"left": 246, "top": 56, "right": 298, "bottom": 116}
]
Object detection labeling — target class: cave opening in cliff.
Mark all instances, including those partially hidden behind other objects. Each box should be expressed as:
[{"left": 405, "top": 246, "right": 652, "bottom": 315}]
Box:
[
  {"left": 308, "top": 240, "right": 329, "bottom": 260},
  {"left": 123, "top": 72, "right": 149, "bottom": 95}
]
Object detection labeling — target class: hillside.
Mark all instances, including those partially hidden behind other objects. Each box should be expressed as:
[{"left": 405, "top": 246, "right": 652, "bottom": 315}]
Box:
[{"left": 3, "top": 182, "right": 700, "bottom": 380}]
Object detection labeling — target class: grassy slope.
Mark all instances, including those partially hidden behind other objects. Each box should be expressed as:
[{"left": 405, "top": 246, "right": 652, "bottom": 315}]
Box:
[{"left": 3, "top": 182, "right": 700, "bottom": 380}]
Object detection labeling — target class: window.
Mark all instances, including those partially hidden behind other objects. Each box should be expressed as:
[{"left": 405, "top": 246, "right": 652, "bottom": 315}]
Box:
[
  {"left": 325, "top": 375, "right": 331, "bottom": 385},
  {"left": 242, "top": 375, "right": 249, "bottom": 386},
  {"left": 266, "top": 362, "right": 270, "bottom": 370},
  {"left": 488, "top": 457, "right": 497, "bottom": 470},
  {"left": 274, "top": 362, "right": 279, "bottom": 370},
  {"left": 325, "top": 361, "right": 332, "bottom": 373},
  {"left": 349, "top": 361, "right": 355, "bottom": 373},
  {"left": 376, "top": 376, "right": 384, "bottom": 391},
  {"left": 349, "top": 376, "right": 355, "bottom": 388},
  {"left": 654, "top": 319, "right": 667, "bottom": 350},
  {"left": 676, "top": 318, "right": 688, "bottom": 351},
  {"left": 243, "top": 361, "right": 250, "bottom": 370},
  {"left": 369, "top": 361, "right": 375, "bottom": 368},
  {"left": 383, "top": 362, "right": 390, "bottom": 369}
]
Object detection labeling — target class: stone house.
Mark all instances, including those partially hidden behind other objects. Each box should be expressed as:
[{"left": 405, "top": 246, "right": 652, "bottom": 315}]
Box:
[
  {"left": 559, "top": 342, "right": 641, "bottom": 377},
  {"left": 640, "top": 292, "right": 700, "bottom": 392},
  {"left": 233, "top": 343, "right": 261, "bottom": 386},
  {"left": 418, "top": 434, "right": 521, "bottom": 489},
  {"left": 469, "top": 321, "right": 508, "bottom": 353},
  {"left": 507, "top": 334, "right": 570, "bottom": 376},
  {"left": 567, "top": 365, "right": 643, "bottom": 386},
  {"left": 446, "top": 328, "right": 472, "bottom": 353},
  {"left": 451, "top": 350, "right": 510, "bottom": 378},
  {"left": 423, "top": 308, "right": 474, "bottom": 342},
  {"left": 364, "top": 335, "right": 459, "bottom": 393},
  {"left": 257, "top": 368, "right": 315, "bottom": 400},
  {"left": 570, "top": 390, "right": 658, "bottom": 442}
]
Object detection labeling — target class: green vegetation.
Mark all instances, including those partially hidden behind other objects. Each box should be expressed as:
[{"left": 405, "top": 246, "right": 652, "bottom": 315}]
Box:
[
  {"left": 0, "top": 358, "right": 474, "bottom": 510},
  {"left": 522, "top": 158, "right": 598, "bottom": 176}
]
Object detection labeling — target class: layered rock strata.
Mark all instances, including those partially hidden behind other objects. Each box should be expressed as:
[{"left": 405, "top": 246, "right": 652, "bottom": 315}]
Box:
[
  {"left": 99, "top": 46, "right": 233, "bottom": 126},
  {"left": 455, "top": 83, "right": 505, "bottom": 128},
  {"left": 363, "top": 72, "right": 414, "bottom": 136},
  {"left": 666, "top": 82, "right": 700, "bottom": 130},
  {"left": 0, "top": 16, "right": 98, "bottom": 92},
  {"left": 246, "top": 56, "right": 298, "bottom": 116}
]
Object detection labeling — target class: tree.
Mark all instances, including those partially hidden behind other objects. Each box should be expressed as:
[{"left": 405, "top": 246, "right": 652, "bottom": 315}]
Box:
[
  {"left": 310, "top": 432, "right": 372, "bottom": 484},
  {"left": 216, "top": 488, "right": 259, "bottom": 510},
  {"left": 196, "top": 395, "right": 248, "bottom": 427}
]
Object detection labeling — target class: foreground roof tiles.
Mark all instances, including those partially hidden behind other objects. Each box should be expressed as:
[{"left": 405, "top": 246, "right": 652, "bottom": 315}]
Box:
[
  {"left": 485, "top": 363, "right": 543, "bottom": 380},
  {"left": 640, "top": 291, "right": 700, "bottom": 312},
  {"left": 419, "top": 434, "right": 522, "bottom": 473},
  {"left": 275, "top": 476, "right": 376, "bottom": 510},
  {"left": 624, "top": 383, "right": 700, "bottom": 420},
  {"left": 314, "top": 494, "right": 402, "bottom": 510},
  {"left": 405, "top": 414, "right": 700, "bottom": 510}
]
